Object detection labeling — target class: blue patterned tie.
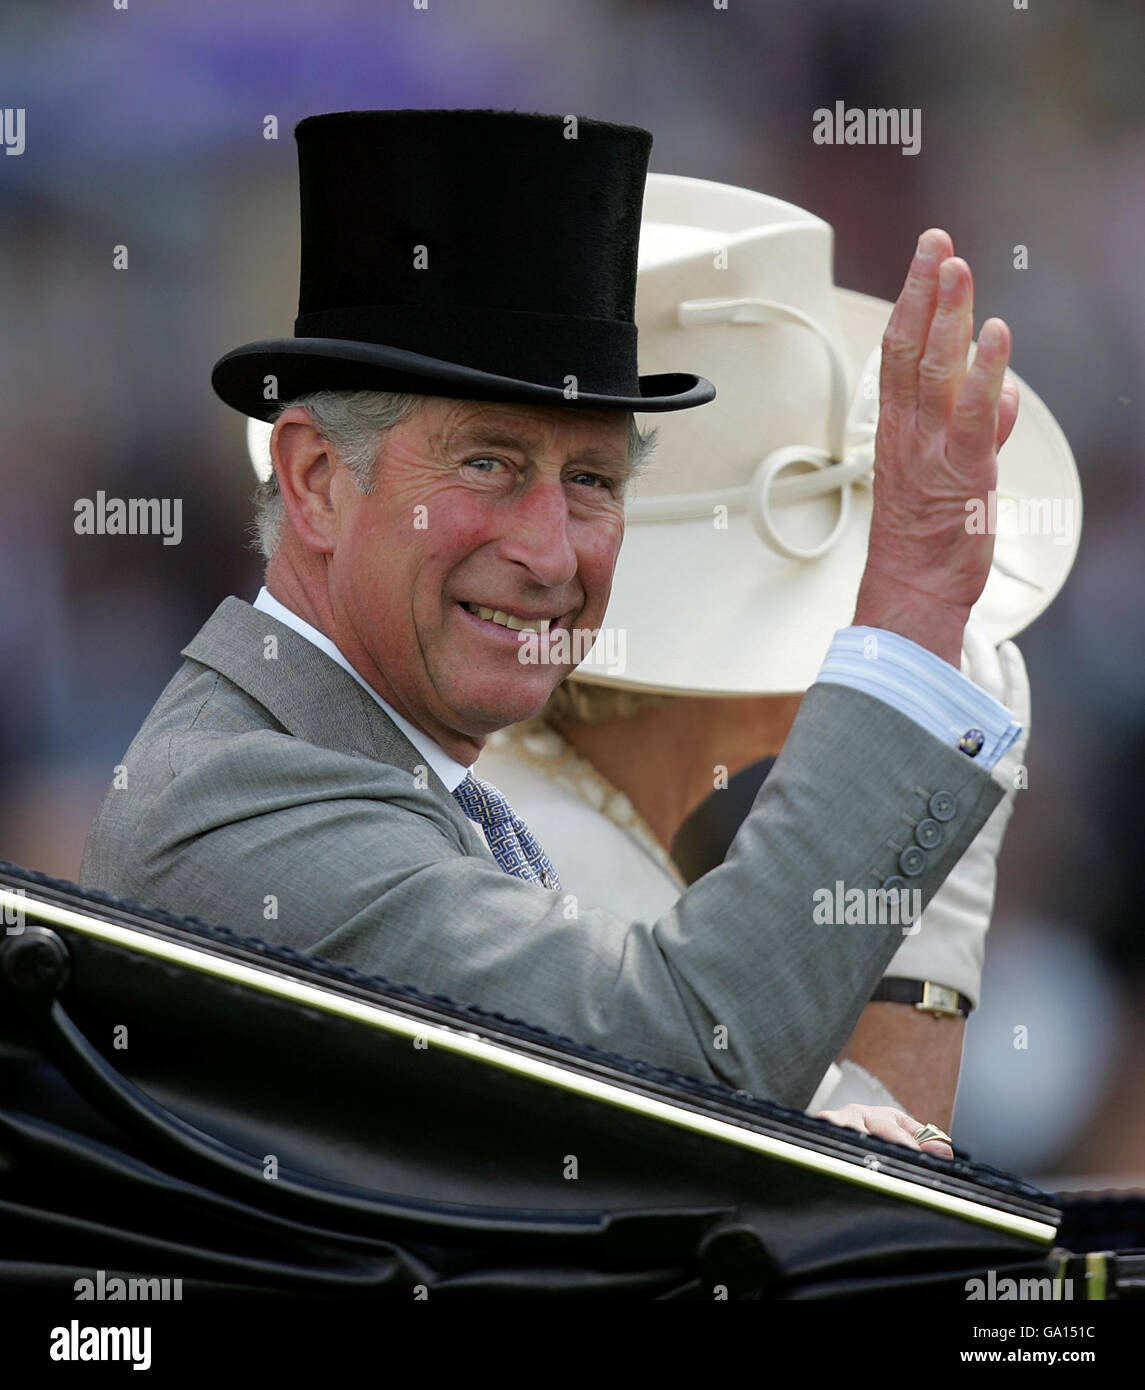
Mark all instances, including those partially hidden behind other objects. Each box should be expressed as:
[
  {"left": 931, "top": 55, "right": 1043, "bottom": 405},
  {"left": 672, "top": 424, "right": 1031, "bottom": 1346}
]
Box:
[{"left": 452, "top": 773, "right": 562, "bottom": 891}]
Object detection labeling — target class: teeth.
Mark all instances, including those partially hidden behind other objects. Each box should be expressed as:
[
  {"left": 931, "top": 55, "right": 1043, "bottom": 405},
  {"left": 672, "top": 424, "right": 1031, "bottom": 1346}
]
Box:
[{"left": 463, "top": 603, "right": 551, "bottom": 634}]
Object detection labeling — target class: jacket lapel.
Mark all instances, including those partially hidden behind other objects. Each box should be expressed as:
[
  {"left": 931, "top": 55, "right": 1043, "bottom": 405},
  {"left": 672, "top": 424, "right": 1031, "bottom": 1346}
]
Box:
[{"left": 182, "top": 597, "right": 476, "bottom": 841}]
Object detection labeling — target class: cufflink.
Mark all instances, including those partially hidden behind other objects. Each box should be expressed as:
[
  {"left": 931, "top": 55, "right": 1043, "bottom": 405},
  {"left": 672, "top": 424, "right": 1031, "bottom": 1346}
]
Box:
[{"left": 958, "top": 728, "right": 985, "bottom": 757}]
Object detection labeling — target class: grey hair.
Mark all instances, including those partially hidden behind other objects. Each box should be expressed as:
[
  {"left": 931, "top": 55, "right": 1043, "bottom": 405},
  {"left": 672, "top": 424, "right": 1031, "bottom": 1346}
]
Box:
[
  {"left": 248, "top": 390, "right": 658, "bottom": 561},
  {"left": 249, "top": 391, "right": 422, "bottom": 560}
]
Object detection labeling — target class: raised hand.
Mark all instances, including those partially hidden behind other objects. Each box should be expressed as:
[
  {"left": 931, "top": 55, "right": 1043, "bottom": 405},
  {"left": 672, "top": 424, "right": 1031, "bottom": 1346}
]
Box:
[{"left": 854, "top": 229, "right": 1019, "bottom": 667}]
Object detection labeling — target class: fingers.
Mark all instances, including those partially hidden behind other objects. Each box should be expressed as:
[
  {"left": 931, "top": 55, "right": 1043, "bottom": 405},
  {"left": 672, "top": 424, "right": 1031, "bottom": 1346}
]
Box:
[
  {"left": 961, "top": 630, "right": 1028, "bottom": 727},
  {"left": 815, "top": 1105, "right": 954, "bottom": 1160},
  {"left": 892, "top": 1110, "right": 956, "bottom": 1159},
  {"left": 997, "top": 639, "right": 1031, "bottom": 726},
  {"left": 960, "top": 619, "right": 1005, "bottom": 698},
  {"left": 948, "top": 317, "right": 1011, "bottom": 482},
  {"left": 916, "top": 257, "right": 975, "bottom": 437},
  {"left": 815, "top": 1104, "right": 869, "bottom": 1133},
  {"left": 880, "top": 229, "right": 954, "bottom": 415},
  {"left": 880, "top": 231, "right": 1015, "bottom": 457}
]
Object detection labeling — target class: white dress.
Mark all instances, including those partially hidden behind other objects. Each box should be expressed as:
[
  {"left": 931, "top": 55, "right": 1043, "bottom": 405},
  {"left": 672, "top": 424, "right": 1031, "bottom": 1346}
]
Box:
[{"left": 476, "top": 719, "right": 902, "bottom": 1114}]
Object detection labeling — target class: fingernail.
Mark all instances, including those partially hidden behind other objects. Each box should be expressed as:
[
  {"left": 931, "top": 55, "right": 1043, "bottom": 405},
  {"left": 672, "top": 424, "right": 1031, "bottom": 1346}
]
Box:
[
  {"left": 939, "top": 261, "right": 959, "bottom": 291},
  {"left": 916, "top": 231, "right": 939, "bottom": 259},
  {"left": 980, "top": 320, "right": 1003, "bottom": 350}
]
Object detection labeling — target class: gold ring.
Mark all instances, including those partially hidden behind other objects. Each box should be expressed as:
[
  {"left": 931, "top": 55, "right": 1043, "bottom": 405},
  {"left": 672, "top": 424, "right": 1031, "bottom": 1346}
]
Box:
[{"left": 912, "top": 1123, "right": 952, "bottom": 1146}]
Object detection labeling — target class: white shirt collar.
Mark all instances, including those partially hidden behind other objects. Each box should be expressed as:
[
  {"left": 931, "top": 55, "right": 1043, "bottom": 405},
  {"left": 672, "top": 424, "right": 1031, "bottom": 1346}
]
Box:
[{"left": 251, "top": 586, "right": 470, "bottom": 792}]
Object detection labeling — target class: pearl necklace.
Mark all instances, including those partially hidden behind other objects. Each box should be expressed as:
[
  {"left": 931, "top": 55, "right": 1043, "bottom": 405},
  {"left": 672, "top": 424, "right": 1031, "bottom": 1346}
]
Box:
[{"left": 485, "top": 718, "right": 687, "bottom": 890}]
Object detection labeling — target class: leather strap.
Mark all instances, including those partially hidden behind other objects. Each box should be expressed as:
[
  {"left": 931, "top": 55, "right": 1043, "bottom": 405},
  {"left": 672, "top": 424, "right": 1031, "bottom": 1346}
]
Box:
[{"left": 871, "top": 978, "right": 971, "bottom": 1018}]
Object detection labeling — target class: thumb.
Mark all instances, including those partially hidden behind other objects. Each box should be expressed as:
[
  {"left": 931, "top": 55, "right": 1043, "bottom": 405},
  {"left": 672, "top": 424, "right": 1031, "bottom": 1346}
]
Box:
[{"left": 996, "top": 372, "right": 1019, "bottom": 450}]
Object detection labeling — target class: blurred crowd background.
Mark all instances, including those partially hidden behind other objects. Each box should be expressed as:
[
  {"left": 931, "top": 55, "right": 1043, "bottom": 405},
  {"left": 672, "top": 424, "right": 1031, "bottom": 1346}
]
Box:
[{"left": 1, "top": 0, "right": 1142, "bottom": 1185}]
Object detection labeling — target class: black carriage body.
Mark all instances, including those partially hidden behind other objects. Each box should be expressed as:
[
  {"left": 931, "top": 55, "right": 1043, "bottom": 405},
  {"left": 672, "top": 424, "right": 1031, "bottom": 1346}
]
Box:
[{"left": 0, "top": 863, "right": 1136, "bottom": 1300}]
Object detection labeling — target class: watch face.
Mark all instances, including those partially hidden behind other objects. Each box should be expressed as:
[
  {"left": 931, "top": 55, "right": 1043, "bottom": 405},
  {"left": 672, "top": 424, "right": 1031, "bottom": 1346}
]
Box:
[
  {"left": 875, "top": 978, "right": 968, "bottom": 1016},
  {"left": 921, "top": 982, "right": 968, "bottom": 1017}
]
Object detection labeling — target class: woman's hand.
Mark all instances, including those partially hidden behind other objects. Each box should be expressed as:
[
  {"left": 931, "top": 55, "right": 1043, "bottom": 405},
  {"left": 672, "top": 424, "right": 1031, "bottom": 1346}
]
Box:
[{"left": 814, "top": 1103, "right": 954, "bottom": 1159}]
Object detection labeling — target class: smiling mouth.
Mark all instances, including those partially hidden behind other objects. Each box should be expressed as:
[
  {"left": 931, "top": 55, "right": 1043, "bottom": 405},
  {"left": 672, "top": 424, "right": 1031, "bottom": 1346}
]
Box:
[{"left": 459, "top": 602, "right": 552, "bottom": 634}]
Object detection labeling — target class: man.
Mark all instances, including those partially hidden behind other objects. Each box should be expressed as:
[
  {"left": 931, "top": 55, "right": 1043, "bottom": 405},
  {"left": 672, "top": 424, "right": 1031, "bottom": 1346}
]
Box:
[{"left": 81, "top": 110, "right": 1017, "bottom": 1150}]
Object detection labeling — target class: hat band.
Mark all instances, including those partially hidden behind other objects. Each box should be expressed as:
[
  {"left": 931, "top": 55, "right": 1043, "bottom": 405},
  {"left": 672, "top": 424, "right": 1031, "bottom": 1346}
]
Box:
[
  {"left": 628, "top": 297, "right": 876, "bottom": 560},
  {"left": 293, "top": 303, "right": 639, "bottom": 397}
]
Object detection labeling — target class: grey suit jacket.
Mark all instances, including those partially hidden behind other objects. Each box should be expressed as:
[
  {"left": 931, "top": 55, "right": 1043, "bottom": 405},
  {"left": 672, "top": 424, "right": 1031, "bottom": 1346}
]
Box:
[{"left": 81, "top": 596, "right": 1003, "bottom": 1108}]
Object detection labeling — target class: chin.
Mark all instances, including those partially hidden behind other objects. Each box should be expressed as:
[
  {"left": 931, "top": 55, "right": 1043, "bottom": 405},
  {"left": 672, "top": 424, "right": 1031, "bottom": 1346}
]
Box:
[{"left": 452, "top": 675, "right": 562, "bottom": 736}]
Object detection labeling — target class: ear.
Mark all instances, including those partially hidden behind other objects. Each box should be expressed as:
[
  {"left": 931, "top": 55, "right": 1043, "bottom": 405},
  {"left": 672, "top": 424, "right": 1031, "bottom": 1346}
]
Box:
[{"left": 271, "top": 408, "right": 343, "bottom": 553}]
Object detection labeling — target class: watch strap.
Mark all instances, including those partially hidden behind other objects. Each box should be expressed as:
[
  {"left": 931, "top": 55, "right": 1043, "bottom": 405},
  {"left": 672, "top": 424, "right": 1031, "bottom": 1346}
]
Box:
[{"left": 871, "top": 978, "right": 971, "bottom": 1018}]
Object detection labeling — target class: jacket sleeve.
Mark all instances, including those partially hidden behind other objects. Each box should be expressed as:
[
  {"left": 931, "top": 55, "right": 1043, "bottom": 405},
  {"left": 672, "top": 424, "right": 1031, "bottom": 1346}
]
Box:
[{"left": 103, "top": 681, "right": 1003, "bottom": 1110}]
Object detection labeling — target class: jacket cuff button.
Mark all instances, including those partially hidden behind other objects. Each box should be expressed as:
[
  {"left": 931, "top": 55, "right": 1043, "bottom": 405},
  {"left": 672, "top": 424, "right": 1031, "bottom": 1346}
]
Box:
[
  {"left": 915, "top": 817, "right": 943, "bottom": 850},
  {"left": 899, "top": 845, "right": 927, "bottom": 876}
]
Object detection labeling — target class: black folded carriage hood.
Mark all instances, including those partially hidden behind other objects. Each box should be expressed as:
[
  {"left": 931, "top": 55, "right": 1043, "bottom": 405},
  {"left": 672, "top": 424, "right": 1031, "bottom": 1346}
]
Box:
[{"left": 0, "top": 861, "right": 1140, "bottom": 1300}]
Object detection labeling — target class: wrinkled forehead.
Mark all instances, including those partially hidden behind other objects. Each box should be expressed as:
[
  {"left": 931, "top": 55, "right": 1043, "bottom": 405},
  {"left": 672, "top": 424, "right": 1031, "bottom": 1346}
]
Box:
[{"left": 427, "top": 397, "right": 633, "bottom": 462}]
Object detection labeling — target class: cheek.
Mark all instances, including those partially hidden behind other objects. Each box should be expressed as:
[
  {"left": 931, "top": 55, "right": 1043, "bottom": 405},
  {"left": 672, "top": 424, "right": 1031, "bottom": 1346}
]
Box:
[
  {"left": 577, "top": 522, "right": 624, "bottom": 602},
  {"left": 347, "top": 492, "right": 480, "bottom": 593},
  {"left": 420, "top": 506, "right": 491, "bottom": 562},
  {"left": 406, "top": 502, "right": 500, "bottom": 639},
  {"left": 328, "top": 510, "right": 420, "bottom": 652}
]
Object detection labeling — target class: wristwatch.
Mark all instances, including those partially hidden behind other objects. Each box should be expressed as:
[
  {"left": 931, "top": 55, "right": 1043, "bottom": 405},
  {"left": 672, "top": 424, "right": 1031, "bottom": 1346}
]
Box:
[{"left": 870, "top": 978, "right": 971, "bottom": 1018}]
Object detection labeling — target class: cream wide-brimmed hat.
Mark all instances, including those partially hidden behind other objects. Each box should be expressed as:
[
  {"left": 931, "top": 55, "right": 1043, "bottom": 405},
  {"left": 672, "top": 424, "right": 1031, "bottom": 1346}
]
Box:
[{"left": 246, "top": 173, "right": 1081, "bottom": 696}]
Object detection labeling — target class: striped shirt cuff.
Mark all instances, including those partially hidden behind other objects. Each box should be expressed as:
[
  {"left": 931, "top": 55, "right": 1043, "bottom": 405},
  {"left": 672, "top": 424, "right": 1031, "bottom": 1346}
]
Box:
[{"left": 816, "top": 626, "right": 1021, "bottom": 772}]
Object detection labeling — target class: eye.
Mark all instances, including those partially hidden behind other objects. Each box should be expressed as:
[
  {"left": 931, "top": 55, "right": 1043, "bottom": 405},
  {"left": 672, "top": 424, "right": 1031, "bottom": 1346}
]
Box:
[
  {"left": 569, "top": 471, "right": 616, "bottom": 491},
  {"left": 463, "top": 456, "right": 507, "bottom": 474}
]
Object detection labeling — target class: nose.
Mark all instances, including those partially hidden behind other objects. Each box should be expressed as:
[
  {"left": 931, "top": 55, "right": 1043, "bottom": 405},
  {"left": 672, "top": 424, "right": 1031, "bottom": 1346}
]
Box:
[{"left": 497, "top": 475, "right": 579, "bottom": 588}]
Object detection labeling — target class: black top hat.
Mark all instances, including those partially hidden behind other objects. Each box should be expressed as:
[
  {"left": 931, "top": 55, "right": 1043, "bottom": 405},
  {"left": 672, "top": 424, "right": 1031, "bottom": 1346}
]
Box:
[{"left": 211, "top": 109, "right": 715, "bottom": 420}]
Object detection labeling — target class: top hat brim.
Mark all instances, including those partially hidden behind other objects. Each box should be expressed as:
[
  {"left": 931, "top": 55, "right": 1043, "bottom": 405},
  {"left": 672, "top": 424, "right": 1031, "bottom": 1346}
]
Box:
[{"left": 212, "top": 338, "right": 715, "bottom": 422}]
